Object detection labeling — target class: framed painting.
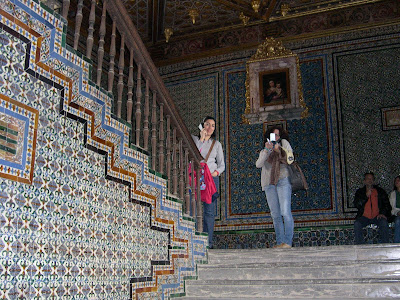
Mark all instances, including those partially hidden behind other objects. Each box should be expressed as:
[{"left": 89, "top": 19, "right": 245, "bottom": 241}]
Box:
[
  {"left": 381, "top": 105, "right": 400, "bottom": 130},
  {"left": 243, "top": 37, "right": 308, "bottom": 124},
  {"left": 260, "top": 69, "right": 290, "bottom": 107}
]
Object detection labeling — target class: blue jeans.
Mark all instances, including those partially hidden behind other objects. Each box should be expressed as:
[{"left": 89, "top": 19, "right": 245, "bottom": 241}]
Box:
[
  {"left": 394, "top": 216, "right": 400, "bottom": 243},
  {"left": 203, "top": 176, "right": 219, "bottom": 248},
  {"left": 354, "top": 216, "right": 389, "bottom": 244},
  {"left": 264, "top": 177, "right": 293, "bottom": 246}
]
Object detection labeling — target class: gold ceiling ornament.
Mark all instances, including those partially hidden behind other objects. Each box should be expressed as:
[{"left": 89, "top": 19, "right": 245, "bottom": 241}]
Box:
[
  {"left": 239, "top": 12, "right": 250, "bottom": 26},
  {"left": 251, "top": 0, "right": 261, "bottom": 13},
  {"left": 188, "top": 8, "right": 199, "bottom": 24},
  {"left": 280, "top": 3, "right": 290, "bottom": 17},
  {"left": 164, "top": 28, "right": 173, "bottom": 43}
]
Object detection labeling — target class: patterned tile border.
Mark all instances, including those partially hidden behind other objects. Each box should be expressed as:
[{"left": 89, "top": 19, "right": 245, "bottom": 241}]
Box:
[{"left": 0, "top": 93, "right": 38, "bottom": 184}]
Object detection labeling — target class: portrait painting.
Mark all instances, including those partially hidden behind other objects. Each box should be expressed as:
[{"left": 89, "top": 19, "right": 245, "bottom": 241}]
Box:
[
  {"left": 381, "top": 105, "right": 400, "bottom": 130},
  {"left": 260, "top": 69, "right": 290, "bottom": 107}
]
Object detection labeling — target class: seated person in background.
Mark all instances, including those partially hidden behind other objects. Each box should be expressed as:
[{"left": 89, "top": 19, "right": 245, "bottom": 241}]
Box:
[
  {"left": 389, "top": 175, "right": 400, "bottom": 243},
  {"left": 353, "top": 172, "right": 392, "bottom": 244}
]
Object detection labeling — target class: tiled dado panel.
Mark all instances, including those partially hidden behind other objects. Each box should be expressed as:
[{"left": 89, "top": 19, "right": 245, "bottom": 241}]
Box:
[
  {"left": 0, "top": 0, "right": 207, "bottom": 299},
  {"left": 214, "top": 226, "right": 397, "bottom": 249}
]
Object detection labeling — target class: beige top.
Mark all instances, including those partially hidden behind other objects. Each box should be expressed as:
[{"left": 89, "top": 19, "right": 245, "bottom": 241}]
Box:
[
  {"left": 255, "top": 139, "right": 293, "bottom": 191},
  {"left": 192, "top": 135, "right": 225, "bottom": 175},
  {"left": 389, "top": 190, "right": 400, "bottom": 216}
]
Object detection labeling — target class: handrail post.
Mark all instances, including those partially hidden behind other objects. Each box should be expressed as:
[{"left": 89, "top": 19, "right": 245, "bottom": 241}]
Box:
[
  {"left": 184, "top": 149, "right": 190, "bottom": 215},
  {"left": 196, "top": 164, "right": 203, "bottom": 232},
  {"left": 191, "top": 159, "right": 196, "bottom": 217}
]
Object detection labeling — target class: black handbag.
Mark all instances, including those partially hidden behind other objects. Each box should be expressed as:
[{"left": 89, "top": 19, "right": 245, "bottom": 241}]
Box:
[{"left": 287, "top": 162, "right": 308, "bottom": 194}]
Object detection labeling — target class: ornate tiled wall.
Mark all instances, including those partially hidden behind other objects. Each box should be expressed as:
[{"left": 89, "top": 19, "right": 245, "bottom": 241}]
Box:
[
  {"left": 0, "top": 0, "right": 207, "bottom": 299},
  {"left": 160, "top": 24, "right": 400, "bottom": 247},
  {"left": 334, "top": 46, "right": 400, "bottom": 212}
]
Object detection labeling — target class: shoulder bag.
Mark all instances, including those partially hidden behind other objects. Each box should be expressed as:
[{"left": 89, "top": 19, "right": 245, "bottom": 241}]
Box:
[{"left": 287, "top": 161, "right": 308, "bottom": 194}]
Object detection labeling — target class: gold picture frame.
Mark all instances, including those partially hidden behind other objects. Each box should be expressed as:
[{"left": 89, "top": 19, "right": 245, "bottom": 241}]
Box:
[
  {"left": 381, "top": 105, "right": 400, "bottom": 130},
  {"left": 243, "top": 37, "right": 308, "bottom": 124}
]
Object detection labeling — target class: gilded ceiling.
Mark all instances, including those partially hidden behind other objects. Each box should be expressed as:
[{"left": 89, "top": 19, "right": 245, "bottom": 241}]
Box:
[
  {"left": 121, "top": 0, "right": 389, "bottom": 44},
  {"left": 47, "top": 0, "right": 399, "bottom": 65}
]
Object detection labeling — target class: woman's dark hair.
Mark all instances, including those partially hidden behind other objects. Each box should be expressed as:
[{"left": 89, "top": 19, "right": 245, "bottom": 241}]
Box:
[
  {"left": 393, "top": 175, "right": 400, "bottom": 191},
  {"left": 264, "top": 126, "right": 289, "bottom": 144},
  {"left": 198, "top": 116, "right": 217, "bottom": 139},
  {"left": 364, "top": 172, "right": 375, "bottom": 180}
]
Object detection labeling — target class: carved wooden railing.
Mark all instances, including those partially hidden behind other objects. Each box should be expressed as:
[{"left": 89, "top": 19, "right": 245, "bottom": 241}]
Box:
[{"left": 59, "top": 0, "right": 204, "bottom": 230}]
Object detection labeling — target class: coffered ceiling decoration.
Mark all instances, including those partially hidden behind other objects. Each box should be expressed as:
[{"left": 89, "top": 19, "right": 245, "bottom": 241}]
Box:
[
  {"left": 46, "top": 0, "right": 399, "bottom": 65},
  {"left": 121, "top": 0, "right": 388, "bottom": 45}
]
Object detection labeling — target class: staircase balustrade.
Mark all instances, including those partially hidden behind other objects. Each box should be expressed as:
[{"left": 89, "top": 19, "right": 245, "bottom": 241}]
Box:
[{"left": 60, "top": 0, "right": 203, "bottom": 230}]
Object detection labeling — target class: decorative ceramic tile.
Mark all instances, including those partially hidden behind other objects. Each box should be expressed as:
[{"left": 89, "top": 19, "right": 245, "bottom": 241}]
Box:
[
  {"left": 0, "top": 94, "right": 38, "bottom": 184},
  {"left": 0, "top": 1, "right": 207, "bottom": 299}
]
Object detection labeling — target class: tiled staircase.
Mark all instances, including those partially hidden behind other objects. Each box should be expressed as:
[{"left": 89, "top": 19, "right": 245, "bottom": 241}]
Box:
[{"left": 183, "top": 244, "right": 400, "bottom": 299}]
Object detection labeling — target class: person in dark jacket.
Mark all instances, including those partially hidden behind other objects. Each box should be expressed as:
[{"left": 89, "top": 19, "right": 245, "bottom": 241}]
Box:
[{"left": 353, "top": 172, "right": 392, "bottom": 244}]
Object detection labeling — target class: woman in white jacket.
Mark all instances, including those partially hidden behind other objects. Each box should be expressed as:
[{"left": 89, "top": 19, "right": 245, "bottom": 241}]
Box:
[{"left": 389, "top": 175, "right": 400, "bottom": 243}]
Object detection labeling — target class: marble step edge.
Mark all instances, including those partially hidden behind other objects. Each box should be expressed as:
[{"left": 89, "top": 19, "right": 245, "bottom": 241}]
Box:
[
  {"left": 208, "top": 255, "right": 400, "bottom": 265},
  {"left": 208, "top": 248, "right": 400, "bottom": 258},
  {"left": 198, "top": 259, "right": 400, "bottom": 269},
  {"left": 186, "top": 277, "right": 400, "bottom": 286},
  {"left": 208, "top": 244, "right": 400, "bottom": 253},
  {"left": 184, "top": 282, "right": 400, "bottom": 299},
  {"left": 181, "top": 295, "right": 372, "bottom": 300},
  {"left": 207, "top": 250, "right": 400, "bottom": 263}
]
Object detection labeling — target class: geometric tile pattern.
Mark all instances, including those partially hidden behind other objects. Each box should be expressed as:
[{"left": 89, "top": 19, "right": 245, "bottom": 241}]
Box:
[
  {"left": 334, "top": 46, "right": 400, "bottom": 212},
  {"left": 214, "top": 225, "right": 397, "bottom": 249},
  {"left": 166, "top": 75, "right": 218, "bottom": 136},
  {"left": 0, "top": 0, "right": 207, "bottom": 298}
]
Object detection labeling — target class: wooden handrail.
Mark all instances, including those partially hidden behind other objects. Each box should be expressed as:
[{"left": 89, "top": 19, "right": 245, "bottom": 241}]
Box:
[
  {"left": 62, "top": 0, "right": 204, "bottom": 222},
  {"left": 106, "top": 0, "right": 203, "bottom": 166}
]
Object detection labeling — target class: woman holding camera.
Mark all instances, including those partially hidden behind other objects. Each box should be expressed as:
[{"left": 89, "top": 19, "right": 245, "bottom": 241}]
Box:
[{"left": 256, "top": 126, "right": 294, "bottom": 248}]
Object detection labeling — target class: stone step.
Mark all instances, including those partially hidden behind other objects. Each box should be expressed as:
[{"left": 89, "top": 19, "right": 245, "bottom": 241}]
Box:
[
  {"left": 197, "top": 260, "right": 400, "bottom": 281},
  {"left": 184, "top": 279, "right": 400, "bottom": 298},
  {"left": 207, "top": 244, "right": 400, "bottom": 266},
  {"left": 183, "top": 245, "right": 400, "bottom": 299}
]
